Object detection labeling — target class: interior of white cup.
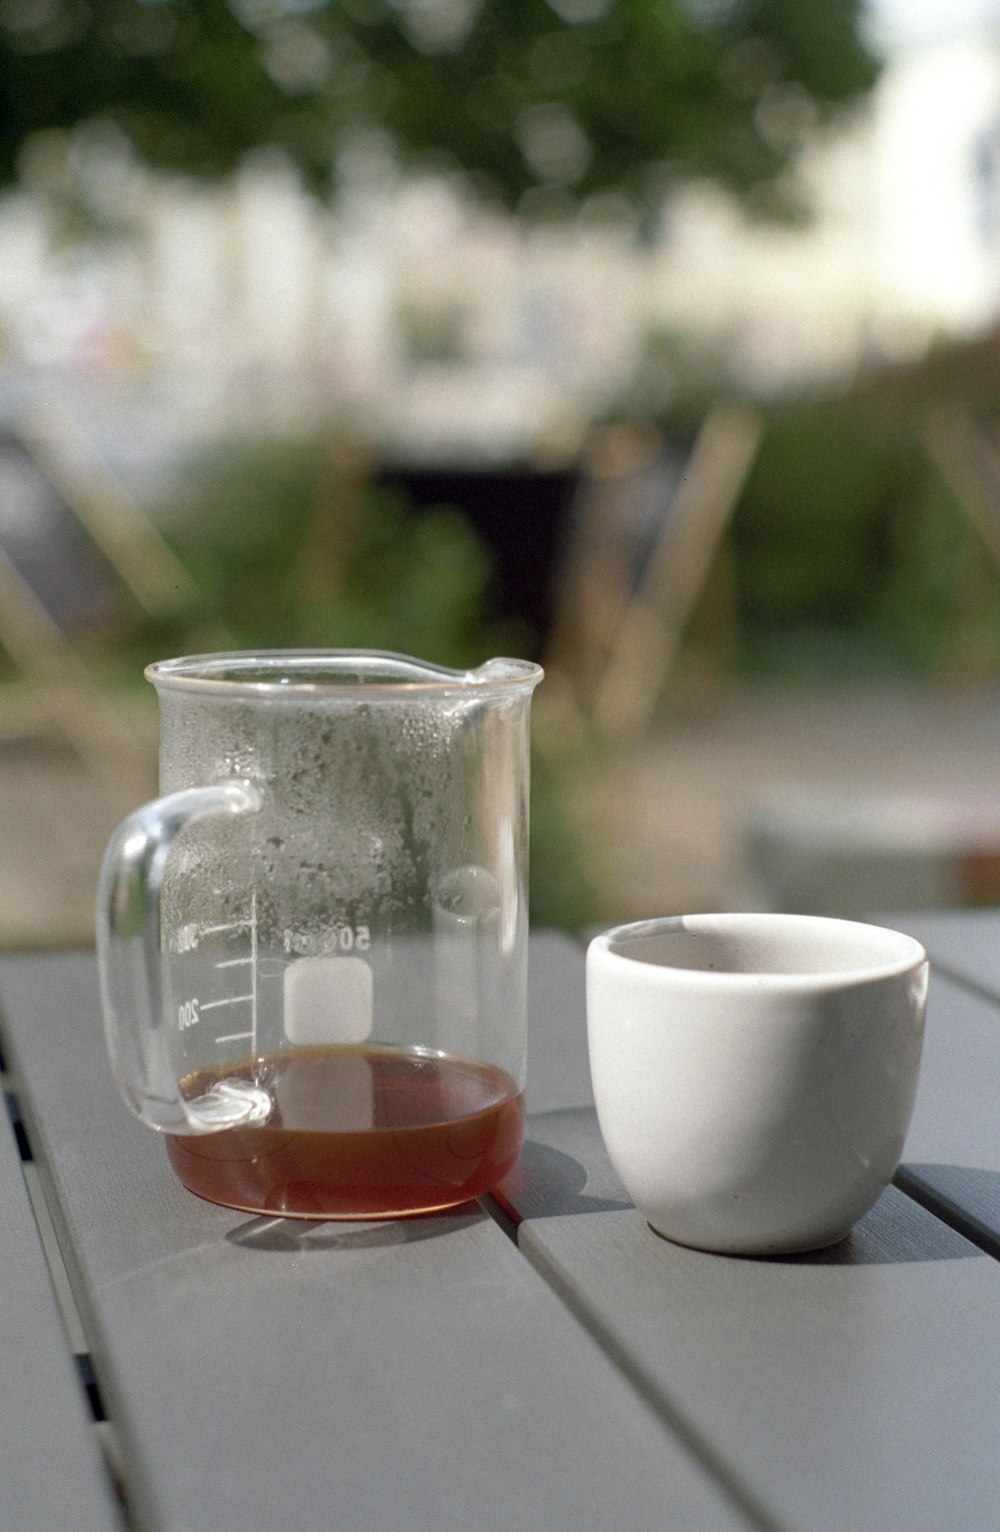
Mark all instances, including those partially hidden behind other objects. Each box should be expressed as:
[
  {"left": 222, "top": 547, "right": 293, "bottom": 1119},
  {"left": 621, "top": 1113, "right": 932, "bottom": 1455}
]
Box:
[{"left": 600, "top": 913, "right": 925, "bottom": 979}]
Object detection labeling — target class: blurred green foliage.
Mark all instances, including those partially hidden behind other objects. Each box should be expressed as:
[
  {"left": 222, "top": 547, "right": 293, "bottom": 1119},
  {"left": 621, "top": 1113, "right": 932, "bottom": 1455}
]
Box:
[
  {"left": 130, "top": 431, "right": 596, "bottom": 931},
  {"left": 1, "top": 0, "right": 878, "bottom": 220},
  {"left": 142, "top": 384, "right": 1000, "bottom": 929},
  {"left": 154, "top": 433, "right": 509, "bottom": 662},
  {"left": 728, "top": 394, "right": 1000, "bottom": 680}
]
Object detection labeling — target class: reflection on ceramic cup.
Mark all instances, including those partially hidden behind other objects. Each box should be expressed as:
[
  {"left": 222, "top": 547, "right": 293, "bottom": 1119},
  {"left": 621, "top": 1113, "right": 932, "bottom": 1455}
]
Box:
[{"left": 586, "top": 913, "right": 929, "bottom": 1256}]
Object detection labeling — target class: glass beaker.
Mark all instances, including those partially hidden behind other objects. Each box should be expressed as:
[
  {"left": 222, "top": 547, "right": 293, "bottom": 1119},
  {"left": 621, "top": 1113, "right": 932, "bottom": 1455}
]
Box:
[{"left": 97, "top": 650, "right": 542, "bottom": 1219}]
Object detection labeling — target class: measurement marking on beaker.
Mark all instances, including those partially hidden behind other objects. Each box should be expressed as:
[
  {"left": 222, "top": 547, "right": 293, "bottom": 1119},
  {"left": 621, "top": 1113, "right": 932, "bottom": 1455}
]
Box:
[{"left": 189, "top": 896, "right": 260, "bottom": 1053}]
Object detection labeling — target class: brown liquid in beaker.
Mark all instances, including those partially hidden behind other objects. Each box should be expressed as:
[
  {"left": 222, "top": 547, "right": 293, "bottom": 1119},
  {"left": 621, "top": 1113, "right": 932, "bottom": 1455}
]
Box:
[{"left": 165, "top": 1045, "right": 524, "bottom": 1219}]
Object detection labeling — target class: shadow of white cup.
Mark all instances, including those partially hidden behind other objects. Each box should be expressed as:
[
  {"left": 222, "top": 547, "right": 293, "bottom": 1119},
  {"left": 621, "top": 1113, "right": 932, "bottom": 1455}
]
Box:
[{"left": 586, "top": 913, "right": 929, "bottom": 1255}]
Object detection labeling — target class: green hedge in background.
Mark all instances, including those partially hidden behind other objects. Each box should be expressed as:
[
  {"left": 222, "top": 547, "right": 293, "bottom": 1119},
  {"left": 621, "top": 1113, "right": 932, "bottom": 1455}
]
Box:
[
  {"left": 728, "top": 395, "right": 1000, "bottom": 680},
  {"left": 129, "top": 432, "right": 596, "bottom": 933},
  {"left": 91, "top": 388, "right": 1000, "bottom": 925},
  {"left": 152, "top": 434, "right": 509, "bottom": 664}
]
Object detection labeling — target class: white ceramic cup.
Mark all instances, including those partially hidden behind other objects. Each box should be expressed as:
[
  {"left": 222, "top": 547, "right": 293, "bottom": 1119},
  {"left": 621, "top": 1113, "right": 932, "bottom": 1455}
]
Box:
[{"left": 586, "top": 913, "right": 929, "bottom": 1255}]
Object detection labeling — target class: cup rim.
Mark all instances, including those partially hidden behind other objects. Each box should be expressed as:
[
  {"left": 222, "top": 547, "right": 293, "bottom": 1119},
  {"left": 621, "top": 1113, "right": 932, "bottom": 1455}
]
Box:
[
  {"left": 146, "top": 649, "right": 543, "bottom": 698},
  {"left": 588, "top": 912, "right": 927, "bottom": 987}
]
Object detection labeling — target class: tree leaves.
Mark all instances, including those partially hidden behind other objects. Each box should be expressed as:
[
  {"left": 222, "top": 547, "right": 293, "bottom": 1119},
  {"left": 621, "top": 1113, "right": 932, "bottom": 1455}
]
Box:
[{"left": 0, "top": 0, "right": 879, "bottom": 210}]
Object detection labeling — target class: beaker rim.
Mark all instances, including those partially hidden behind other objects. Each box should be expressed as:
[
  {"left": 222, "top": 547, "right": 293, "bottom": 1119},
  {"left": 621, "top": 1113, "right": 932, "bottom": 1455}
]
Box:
[{"left": 146, "top": 649, "right": 543, "bottom": 698}]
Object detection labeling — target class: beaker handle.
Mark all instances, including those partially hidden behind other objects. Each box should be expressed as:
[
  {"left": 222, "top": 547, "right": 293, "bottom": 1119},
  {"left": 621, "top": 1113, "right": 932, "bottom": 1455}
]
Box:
[{"left": 96, "top": 783, "right": 261, "bottom": 1133}]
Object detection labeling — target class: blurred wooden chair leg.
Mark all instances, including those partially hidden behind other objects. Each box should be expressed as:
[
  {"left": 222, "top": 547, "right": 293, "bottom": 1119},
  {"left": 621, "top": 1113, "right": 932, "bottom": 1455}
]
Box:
[
  {"left": 0, "top": 545, "right": 144, "bottom": 786},
  {"left": 544, "top": 423, "right": 666, "bottom": 720},
  {"left": 592, "top": 404, "right": 762, "bottom": 742},
  {"left": 20, "top": 403, "right": 198, "bottom": 620}
]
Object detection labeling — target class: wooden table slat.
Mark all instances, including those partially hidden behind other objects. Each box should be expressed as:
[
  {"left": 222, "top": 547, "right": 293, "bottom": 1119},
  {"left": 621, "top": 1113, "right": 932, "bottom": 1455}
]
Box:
[
  {"left": 883, "top": 907, "right": 1000, "bottom": 1000},
  {"left": 0, "top": 952, "right": 750, "bottom": 1532},
  {"left": 526, "top": 930, "right": 592, "bottom": 1113},
  {"left": 0, "top": 1065, "right": 123, "bottom": 1530},
  {"left": 894, "top": 970, "right": 1000, "bottom": 1251},
  {"left": 508, "top": 1106, "right": 1000, "bottom": 1532},
  {"left": 520, "top": 1191, "right": 1000, "bottom": 1532},
  {"left": 496, "top": 951, "right": 1000, "bottom": 1532},
  {"left": 4, "top": 925, "right": 998, "bottom": 1532}
]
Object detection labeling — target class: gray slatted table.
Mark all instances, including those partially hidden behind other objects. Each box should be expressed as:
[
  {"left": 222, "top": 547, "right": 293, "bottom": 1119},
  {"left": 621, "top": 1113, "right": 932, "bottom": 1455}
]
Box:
[
  {"left": 0, "top": 1054, "right": 122, "bottom": 1530},
  {"left": 876, "top": 911, "right": 1000, "bottom": 1255},
  {"left": 1, "top": 926, "right": 998, "bottom": 1532},
  {"left": 886, "top": 907, "right": 1000, "bottom": 1000},
  {"left": 0, "top": 939, "right": 742, "bottom": 1532}
]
